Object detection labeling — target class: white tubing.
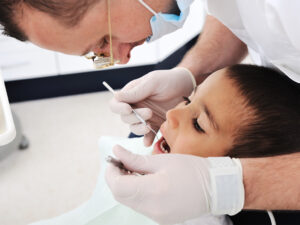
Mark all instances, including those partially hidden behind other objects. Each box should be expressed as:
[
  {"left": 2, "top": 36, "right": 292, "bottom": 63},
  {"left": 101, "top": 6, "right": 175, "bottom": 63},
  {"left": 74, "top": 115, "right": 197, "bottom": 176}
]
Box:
[
  {"left": 267, "top": 211, "right": 276, "bottom": 225},
  {"left": 138, "top": 0, "right": 158, "bottom": 15}
]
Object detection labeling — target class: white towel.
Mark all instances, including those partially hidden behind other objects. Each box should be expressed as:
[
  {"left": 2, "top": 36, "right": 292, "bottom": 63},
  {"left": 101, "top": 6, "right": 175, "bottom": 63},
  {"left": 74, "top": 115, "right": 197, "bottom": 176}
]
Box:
[{"left": 29, "top": 136, "right": 231, "bottom": 225}]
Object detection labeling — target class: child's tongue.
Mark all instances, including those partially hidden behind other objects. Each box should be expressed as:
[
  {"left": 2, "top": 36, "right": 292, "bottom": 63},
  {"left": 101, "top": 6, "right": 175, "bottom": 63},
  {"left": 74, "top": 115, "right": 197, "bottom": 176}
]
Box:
[{"left": 154, "top": 136, "right": 171, "bottom": 154}]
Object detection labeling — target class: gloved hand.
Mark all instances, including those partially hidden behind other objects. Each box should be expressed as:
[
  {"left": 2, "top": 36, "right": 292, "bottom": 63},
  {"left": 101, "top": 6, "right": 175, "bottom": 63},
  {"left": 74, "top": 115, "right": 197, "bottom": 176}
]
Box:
[
  {"left": 109, "top": 67, "right": 196, "bottom": 146},
  {"left": 105, "top": 145, "right": 245, "bottom": 225}
]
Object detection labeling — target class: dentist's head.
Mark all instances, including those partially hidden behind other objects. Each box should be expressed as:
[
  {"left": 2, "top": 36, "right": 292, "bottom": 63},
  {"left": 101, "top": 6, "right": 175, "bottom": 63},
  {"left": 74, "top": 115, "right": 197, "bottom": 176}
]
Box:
[{"left": 0, "top": 0, "right": 187, "bottom": 64}]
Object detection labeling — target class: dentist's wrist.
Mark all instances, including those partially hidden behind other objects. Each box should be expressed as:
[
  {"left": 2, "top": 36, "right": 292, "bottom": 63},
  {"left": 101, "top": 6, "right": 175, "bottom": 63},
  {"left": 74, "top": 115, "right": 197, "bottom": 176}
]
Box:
[
  {"left": 174, "top": 67, "right": 197, "bottom": 89},
  {"left": 207, "top": 157, "right": 245, "bottom": 215}
]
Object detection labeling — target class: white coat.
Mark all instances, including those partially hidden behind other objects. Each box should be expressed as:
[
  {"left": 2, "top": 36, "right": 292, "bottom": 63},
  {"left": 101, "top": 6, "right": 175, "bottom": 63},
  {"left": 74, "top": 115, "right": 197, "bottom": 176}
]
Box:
[{"left": 205, "top": 0, "right": 300, "bottom": 83}]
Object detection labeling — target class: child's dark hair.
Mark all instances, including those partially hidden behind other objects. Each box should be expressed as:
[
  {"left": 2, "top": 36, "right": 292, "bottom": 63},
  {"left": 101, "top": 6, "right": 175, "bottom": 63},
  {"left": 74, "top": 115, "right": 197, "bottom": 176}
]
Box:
[{"left": 226, "top": 64, "right": 300, "bottom": 158}]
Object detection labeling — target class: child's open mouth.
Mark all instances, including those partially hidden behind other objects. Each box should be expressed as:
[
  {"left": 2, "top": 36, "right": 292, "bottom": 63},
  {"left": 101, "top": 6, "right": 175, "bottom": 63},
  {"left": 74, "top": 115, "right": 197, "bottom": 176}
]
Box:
[{"left": 153, "top": 136, "right": 171, "bottom": 154}]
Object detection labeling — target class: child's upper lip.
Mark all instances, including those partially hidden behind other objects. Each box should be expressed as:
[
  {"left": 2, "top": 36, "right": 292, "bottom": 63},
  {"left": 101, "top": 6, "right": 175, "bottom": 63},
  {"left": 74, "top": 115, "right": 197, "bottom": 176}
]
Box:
[
  {"left": 159, "top": 124, "right": 171, "bottom": 150},
  {"left": 159, "top": 123, "right": 166, "bottom": 138}
]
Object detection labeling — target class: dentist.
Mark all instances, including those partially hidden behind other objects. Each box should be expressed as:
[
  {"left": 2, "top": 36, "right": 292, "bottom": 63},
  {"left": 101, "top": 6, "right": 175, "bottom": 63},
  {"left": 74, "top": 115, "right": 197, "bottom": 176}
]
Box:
[
  {"left": 108, "top": 1, "right": 300, "bottom": 224},
  {"left": 0, "top": 0, "right": 299, "bottom": 224}
]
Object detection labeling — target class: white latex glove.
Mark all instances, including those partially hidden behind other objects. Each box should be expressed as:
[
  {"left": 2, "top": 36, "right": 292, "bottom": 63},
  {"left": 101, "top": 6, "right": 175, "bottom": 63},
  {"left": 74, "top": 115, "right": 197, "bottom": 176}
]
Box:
[
  {"left": 105, "top": 145, "right": 245, "bottom": 225},
  {"left": 109, "top": 67, "right": 196, "bottom": 146}
]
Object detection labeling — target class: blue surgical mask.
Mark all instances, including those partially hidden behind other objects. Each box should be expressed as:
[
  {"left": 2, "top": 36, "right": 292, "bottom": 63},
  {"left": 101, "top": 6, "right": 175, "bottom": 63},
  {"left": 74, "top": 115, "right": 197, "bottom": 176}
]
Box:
[{"left": 138, "top": 0, "right": 194, "bottom": 42}]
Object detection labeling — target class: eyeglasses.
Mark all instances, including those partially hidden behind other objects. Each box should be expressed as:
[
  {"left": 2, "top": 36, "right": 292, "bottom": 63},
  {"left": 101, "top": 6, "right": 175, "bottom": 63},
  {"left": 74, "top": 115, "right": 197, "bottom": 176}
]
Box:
[{"left": 85, "top": 0, "right": 119, "bottom": 69}]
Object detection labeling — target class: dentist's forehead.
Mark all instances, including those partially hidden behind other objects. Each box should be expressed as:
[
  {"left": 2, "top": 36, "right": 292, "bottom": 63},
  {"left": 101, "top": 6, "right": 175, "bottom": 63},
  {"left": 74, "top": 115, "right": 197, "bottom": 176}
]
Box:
[{"left": 19, "top": 1, "right": 108, "bottom": 55}]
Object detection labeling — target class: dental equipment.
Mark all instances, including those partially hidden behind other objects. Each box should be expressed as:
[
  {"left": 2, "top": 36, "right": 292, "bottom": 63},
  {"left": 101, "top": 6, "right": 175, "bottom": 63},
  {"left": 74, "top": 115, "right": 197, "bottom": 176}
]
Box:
[
  {"left": 0, "top": 70, "right": 16, "bottom": 146},
  {"left": 102, "top": 81, "right": 158, "bottom": 139},
  {"left": 106, "top": 155, "right": 132, "bottom": 173},
  {"left": 106, "top": 155, "right": 144, "bottom": 176},
  {"left": 85, "top": 0, "right": 119, "bottom": 69}
]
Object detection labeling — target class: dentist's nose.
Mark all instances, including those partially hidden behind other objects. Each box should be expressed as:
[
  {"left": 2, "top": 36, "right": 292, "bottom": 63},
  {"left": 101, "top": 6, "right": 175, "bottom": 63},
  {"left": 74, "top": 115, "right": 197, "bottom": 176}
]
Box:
[
  {"left": 117, "top": 39, "right": 145, "bottom": 63},
  {"left": 91, "top": 42, "right": 133, "bottom": 64},
  {"left": 115, "top": 43, "right": 134, "bottom": 64}
]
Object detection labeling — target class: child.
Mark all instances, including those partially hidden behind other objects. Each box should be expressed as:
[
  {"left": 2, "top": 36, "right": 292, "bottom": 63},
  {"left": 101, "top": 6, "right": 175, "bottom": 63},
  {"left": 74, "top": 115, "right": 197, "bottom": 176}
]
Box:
[
  {"left": 30, "top": 64, "right": 300, "bottom": 225},
  {"left": 153, "top": 64, "right": 300, "bottom": 159}
]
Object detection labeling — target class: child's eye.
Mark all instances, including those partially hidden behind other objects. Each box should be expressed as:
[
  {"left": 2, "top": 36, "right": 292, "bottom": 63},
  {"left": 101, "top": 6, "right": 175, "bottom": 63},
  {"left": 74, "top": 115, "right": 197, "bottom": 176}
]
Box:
[
  {"left": 193, "top": 118, "right": 205, "bottom": 133},
  {"left": 182, "top": 96, "right": 191, "bottom": 105}
]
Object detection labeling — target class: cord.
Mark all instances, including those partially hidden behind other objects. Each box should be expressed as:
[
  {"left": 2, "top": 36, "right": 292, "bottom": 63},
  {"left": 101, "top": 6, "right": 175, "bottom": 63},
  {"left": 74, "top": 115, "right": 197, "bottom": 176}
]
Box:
[{"left": 267, "top": 210, "right": 276, "bottom": 225}]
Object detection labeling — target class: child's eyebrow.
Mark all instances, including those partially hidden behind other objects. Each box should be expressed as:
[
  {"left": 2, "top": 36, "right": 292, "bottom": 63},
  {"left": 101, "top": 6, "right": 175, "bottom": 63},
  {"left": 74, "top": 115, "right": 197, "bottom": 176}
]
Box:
[
  {"left": 193, "top": 85, "right": 219, "bottom": 131},
  {"left": 203, "top": 103, "right": 219, "bottom": 131}
]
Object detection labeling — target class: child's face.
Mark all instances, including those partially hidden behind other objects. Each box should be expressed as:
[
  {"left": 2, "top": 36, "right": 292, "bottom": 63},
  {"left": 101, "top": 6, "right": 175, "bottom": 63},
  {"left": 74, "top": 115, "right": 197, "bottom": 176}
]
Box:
[{"left": 153, "top": 68, "right": 249, "bottom": 157}]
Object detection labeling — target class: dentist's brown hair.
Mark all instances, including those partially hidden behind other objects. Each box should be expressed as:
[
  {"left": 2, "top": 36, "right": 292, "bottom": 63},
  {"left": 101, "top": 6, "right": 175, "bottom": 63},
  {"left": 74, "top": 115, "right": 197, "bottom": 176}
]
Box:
[{"left": 0, "top": 0, "right": 100, "bottom": 41}]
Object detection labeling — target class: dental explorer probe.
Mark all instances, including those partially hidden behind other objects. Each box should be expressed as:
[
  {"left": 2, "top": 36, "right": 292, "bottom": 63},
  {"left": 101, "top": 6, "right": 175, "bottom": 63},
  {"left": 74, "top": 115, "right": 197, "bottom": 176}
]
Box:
[
  {"left": 102, "top": 81, "right": 158, "bottom": 139},
  {"left": 106, "top": 155, "right": 131, "bottom": 173},
  {"left": 106, "top": 155, "right": 144, "bottom": 175}
]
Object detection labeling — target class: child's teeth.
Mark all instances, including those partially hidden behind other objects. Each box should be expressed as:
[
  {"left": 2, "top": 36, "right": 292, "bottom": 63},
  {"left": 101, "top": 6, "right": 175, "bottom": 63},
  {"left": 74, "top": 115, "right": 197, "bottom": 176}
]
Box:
[
  {"left": 160, "top": 139, "right": 169, "bottom": 153},
  {"left": 160, "top": 141, "right": 165, "bottom": 152}
]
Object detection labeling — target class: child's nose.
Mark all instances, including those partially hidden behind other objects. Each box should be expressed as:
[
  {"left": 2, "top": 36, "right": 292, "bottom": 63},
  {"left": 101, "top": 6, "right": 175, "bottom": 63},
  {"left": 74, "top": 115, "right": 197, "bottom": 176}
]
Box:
[{"left": 166, "top": 108, "right": 181, "bottom": 129}]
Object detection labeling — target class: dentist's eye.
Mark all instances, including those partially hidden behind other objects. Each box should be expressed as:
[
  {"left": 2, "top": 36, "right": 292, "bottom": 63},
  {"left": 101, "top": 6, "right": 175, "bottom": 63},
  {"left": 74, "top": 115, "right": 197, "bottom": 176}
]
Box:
[
  {"left": 101, "top": 39, "right": 109, "bottom": 48},
  {"left": 99, "top": 37, "right": 109, "bottom": 49},
  {"left": 183, "top": 96, "right": 191, "bottom": 105},
  {"left": 193, "top": 118, "right": 205, "bottom": 133}
]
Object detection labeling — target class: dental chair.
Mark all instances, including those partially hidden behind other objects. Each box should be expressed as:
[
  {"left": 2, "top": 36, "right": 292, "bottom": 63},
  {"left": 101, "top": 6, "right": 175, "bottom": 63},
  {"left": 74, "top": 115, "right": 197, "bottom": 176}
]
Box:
[{"left": 0, "top": 70, "right": 29, "bottom": 160}]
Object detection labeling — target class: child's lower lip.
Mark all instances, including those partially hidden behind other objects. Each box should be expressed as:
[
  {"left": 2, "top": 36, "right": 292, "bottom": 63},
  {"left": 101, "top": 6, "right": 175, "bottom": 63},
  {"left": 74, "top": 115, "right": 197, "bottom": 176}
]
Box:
[{"left": 153, "top": 136, "right": 166, "bottom": 154}]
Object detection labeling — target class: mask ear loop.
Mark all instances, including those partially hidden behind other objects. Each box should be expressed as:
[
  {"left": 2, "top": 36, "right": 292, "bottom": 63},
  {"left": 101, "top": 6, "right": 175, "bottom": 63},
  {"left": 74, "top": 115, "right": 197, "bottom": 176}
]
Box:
[
  {"left": 107, "top": 0, "right": 114, "bottom": 66},
  {"left": 138, "top": 0, "right": 158, "bottom": 15}
]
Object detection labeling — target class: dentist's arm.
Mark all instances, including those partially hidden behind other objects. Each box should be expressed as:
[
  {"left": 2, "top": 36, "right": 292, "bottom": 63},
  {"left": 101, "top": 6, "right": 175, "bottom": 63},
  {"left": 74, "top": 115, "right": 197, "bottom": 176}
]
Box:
[
  {"left": 178, "top": 15, "right": 248, "bottom": 83},
  {"left": 241, "top": 152, "right": 300, "bottom": 209},
  {"left": 106, "top": 146, "right": 245, "bottom": 225}
]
